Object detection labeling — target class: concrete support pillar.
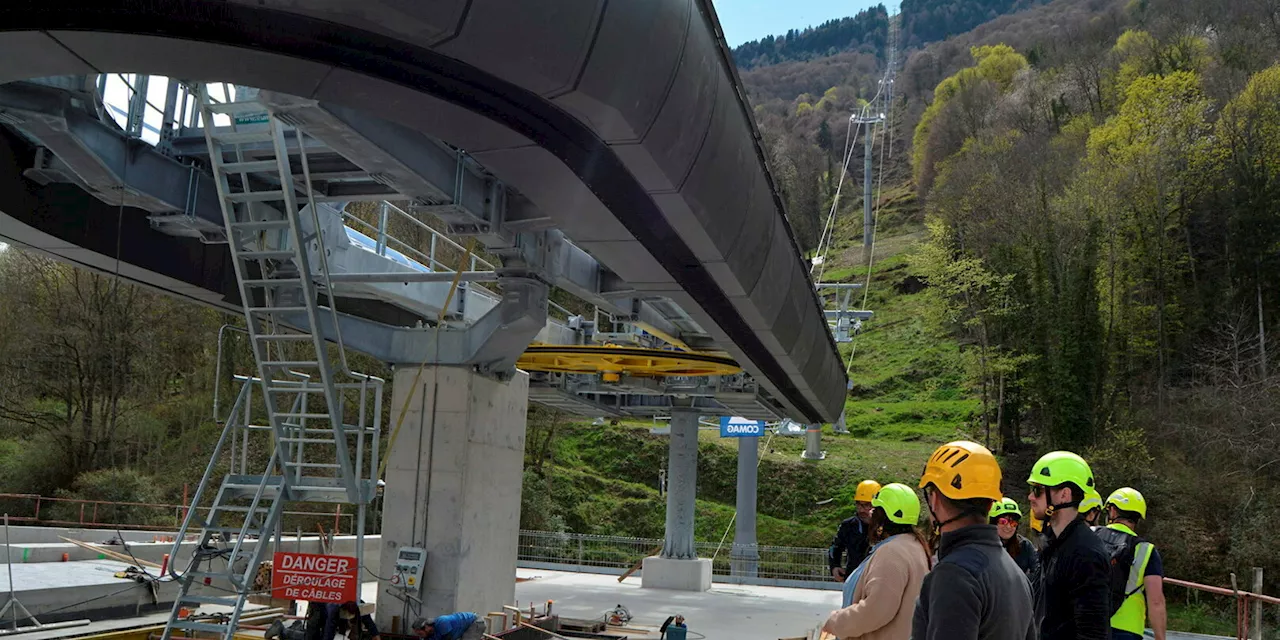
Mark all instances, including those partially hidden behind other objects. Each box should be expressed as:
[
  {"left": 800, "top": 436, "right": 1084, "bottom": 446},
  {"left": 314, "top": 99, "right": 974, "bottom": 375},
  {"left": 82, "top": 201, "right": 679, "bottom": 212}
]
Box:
[
  {"left": 642, "top": 409, "right": 711, "bottom": 590},
  {"left": 661, "top": 410, "right": 698, "bottom": 560},
  {"left": 730, "top": 436, "right": 760, "bottom": 578},
  {"left": 802, "top": 424, "right": 826, "bottom": 460},
  {"left": 376, "top": 366, "right": 529, "bottom": 632}
]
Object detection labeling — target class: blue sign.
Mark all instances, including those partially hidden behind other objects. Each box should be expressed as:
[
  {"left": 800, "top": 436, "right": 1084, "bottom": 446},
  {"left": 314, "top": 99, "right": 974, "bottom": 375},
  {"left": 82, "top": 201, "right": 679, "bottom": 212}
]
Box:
[{"left": 719, "top": 416, "right": 765, "bottom": 438}]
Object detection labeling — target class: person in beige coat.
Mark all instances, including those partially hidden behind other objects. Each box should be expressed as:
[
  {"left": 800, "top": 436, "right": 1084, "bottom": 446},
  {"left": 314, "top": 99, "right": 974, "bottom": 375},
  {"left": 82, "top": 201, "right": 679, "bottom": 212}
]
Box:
[{"left": 823, "top": 483, "right": 932, "bottom": 640}]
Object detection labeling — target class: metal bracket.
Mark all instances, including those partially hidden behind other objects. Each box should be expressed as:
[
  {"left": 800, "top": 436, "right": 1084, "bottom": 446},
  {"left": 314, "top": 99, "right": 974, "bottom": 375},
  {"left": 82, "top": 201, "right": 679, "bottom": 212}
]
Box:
[{"left": 287, "top": 276, "right": 549, "bottom": 376}]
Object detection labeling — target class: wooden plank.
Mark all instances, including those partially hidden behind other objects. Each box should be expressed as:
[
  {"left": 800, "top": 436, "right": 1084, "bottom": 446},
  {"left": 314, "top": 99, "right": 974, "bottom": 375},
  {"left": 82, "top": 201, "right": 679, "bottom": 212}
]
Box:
[
  {"left": 59, "top": 537, "right": 163, "bottom": 569},
  {"left": 616, "top": 545, "right": 662, "bottom": 583}
]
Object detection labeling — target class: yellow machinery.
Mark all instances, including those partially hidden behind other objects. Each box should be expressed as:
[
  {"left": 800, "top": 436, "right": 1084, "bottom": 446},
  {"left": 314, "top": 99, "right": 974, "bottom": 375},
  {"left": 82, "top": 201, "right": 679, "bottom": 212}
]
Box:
[{"left": 516, "top": 345, "right": 741, "bottom": 382}]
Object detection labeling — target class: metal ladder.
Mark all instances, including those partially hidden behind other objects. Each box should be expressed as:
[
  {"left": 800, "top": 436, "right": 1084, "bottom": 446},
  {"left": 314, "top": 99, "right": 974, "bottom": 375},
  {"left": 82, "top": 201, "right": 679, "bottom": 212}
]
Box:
[{"left": 161, "top": 85, "right": 382, "bottom": 640}]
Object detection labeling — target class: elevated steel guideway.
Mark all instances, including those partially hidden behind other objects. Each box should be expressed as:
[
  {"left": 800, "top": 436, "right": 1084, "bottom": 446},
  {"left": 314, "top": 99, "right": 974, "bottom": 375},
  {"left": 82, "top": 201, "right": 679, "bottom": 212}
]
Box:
[{"left": 0, "top": 0, "right": 847, "bottom": 424}]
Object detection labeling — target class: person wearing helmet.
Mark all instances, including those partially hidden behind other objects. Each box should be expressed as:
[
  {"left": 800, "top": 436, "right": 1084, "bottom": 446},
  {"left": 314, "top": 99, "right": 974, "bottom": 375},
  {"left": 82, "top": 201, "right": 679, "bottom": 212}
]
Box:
[
  {"left": 1097, "top": 488, "right": 1166, "bottom": 640},
  {"left": 822, "top": 483, "right": 931, "bottom": 640},
  {"left": 911, "top": 441, "right": 1035, "bottom": 640},
  {"left": 1026, "top": 451, "right": 1111, "bottom": 640},
  {"left": 1026, "top": 509, "right": 1045, "bottom": 551},
  {"left": 989, "top": 498, "right": 1037, "bottom": 576},
  {"left": 1080, "top": 488, "right": 1104, "bottom": 527},
  {"left": 829, "top": 479, "right": 881, "bottom": 581}
]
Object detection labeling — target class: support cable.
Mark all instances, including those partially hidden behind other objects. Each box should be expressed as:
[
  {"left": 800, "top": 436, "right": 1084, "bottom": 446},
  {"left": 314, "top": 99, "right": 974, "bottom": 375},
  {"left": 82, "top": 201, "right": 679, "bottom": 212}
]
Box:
[
  {"left": 843, "top": 16, "right": 897, "bottom": 379},
  {"left": 811, "top": 117, "right": 860, "bottom": 282}
]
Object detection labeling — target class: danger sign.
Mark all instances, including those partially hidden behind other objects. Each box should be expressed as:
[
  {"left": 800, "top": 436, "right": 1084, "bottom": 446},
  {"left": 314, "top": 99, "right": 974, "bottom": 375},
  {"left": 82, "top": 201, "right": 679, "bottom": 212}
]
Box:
[{"left": 271, "top": 552, "right": 358, "bottom": 603}]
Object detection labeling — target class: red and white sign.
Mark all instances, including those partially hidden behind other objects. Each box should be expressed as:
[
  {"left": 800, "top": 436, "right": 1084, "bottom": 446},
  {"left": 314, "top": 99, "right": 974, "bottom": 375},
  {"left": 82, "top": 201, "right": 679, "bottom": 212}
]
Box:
[{"left": 271, "top": 552, "right": 358, "bottom": 603}]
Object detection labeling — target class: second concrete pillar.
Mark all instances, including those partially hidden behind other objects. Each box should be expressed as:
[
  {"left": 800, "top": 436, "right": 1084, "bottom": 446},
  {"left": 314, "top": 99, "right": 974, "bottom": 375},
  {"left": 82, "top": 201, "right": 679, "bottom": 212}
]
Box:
[
  {"left": 730, "top": 435, "right": 760, "bottom": 577},
  {"left": 642, "top": 409, "right": 711, "bottom": 590}
]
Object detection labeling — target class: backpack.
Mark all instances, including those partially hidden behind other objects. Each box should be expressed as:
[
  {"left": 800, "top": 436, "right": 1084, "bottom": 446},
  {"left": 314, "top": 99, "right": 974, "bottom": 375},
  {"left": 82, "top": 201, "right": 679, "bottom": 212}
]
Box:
[{"left": 1096, "top": 526, "right": 1150, "bottom": 615}]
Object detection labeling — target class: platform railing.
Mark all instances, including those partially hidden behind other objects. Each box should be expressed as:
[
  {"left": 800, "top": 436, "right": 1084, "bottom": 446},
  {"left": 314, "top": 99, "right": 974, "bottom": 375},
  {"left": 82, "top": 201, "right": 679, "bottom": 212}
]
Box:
[
  {"left": 0, "top": 493, "right": 352, "bottom": 533},
  {"left": 515, "top": 530, "right": 836, "bottom": 589}
]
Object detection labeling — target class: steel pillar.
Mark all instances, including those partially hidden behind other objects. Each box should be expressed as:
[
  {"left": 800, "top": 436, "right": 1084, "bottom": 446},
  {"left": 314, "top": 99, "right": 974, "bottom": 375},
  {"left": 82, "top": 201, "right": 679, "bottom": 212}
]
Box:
[
  {"left": 660, "top": 409, "right": 699, "bottom": 560},
  {"left": 802, "top": 424, "right": 826, "bottom": 461},
  {"left": 730, "top": 436, "right": 760, "bottom": 577}
]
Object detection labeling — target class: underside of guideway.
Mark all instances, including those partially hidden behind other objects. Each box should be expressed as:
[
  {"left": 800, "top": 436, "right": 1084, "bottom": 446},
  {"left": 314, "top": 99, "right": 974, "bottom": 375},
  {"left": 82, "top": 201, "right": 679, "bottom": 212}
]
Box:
[{"left": 0, "top": 0, "right": 849, "bottom": 425}]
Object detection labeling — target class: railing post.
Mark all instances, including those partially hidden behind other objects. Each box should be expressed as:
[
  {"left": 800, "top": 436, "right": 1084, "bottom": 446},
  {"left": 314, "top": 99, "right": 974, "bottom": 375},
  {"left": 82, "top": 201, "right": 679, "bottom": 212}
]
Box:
[
  {"left": 376, "top": 202, "right": 389, "bottom": 256},
  {"left": 577, "top": 535, "right": 584, "bottom": 573},
  {"left": 1253, "top": 567, "right": 1264, "bottom": 640},
  {"left": 335, "top": 504, "right": 342, "bottom": 537}
]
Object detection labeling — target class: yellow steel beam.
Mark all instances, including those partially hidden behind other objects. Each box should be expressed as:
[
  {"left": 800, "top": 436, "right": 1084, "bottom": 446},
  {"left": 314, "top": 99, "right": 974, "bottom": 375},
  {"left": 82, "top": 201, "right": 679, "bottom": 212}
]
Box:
[{"left": 517, "top": 345, "right": 741, "bottom": 377}]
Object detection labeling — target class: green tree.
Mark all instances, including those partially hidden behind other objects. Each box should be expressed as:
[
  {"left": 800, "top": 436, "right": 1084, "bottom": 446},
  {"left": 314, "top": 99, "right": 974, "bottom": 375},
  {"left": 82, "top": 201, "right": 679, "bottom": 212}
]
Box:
[
  {"left": 1084, "top": 71, "right": 1211, "bottom": 402},
  {"left": 913, "top": 44, "right": 1029, "bottom": 194},
  {"left": 1207, "top": 64, "right": 1280, "bottom": 375}
]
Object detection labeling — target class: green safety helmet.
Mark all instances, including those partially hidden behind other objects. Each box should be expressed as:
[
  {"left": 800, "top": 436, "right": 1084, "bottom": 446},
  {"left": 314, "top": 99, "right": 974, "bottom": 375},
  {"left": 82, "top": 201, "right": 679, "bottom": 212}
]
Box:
[
  {"left": 1080, "top": 488, "right": 1103, "bottom": 513},
  {"left": 872, "top": 483, "right": 921, "bottom": 525},
  {"left": 1106, "top": 487, "right": 1148, "bottom": 519},
  {"left": 1027, "top": 451, "right": 1096, "bottom": 493},
  {"left": 989, "top": 497, "right": 1022, "bottom": 519}
]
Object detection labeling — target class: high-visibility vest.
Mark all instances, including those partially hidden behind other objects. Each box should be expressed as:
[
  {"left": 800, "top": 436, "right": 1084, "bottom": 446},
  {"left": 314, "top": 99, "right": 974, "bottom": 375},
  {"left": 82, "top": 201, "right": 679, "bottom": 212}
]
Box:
[{"left": 1106, "top": 523, "right": 1156, "bottom": 636}]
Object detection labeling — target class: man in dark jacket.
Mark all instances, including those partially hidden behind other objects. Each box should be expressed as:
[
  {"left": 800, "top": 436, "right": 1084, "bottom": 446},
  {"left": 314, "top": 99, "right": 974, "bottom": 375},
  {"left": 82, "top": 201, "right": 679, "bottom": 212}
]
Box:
[
  {"left": 1027, "top": 451, "right": 1111, "bottom": 640},
  {"left": 828, "top": 479, "right": 879, "bottom": 580},
  {"left": 911, "top": 441, "right": 1036, "bottom": 640}
]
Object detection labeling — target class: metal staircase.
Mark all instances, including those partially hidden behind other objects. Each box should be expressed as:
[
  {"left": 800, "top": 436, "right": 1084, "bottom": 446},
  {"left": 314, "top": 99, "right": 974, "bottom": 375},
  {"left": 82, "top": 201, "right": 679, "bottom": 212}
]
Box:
[{"left": 161, "top": 85, "right": 383, "bottom": 640}]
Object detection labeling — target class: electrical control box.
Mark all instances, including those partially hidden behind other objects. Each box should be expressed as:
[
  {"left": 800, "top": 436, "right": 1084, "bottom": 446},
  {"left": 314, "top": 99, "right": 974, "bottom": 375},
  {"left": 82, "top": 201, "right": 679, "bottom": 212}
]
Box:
[{"left": 391, "top": 546, "right": 425, "bottom": 592}]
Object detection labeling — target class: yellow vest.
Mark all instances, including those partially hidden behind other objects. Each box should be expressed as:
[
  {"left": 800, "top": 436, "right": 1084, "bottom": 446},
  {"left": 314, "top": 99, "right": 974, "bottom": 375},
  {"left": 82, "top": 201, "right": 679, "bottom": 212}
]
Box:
[{"left": 1107, "top": 523, "right": 1155, "bottom": 636}]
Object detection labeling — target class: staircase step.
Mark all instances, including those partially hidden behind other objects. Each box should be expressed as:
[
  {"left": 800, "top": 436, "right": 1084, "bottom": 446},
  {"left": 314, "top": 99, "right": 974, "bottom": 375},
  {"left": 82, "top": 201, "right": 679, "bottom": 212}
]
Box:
[
  {"left": 208, "top": 101, "right": 269, "bottom": 116},
  {"left": 275, "top": 412, "right": 331, "bottom": 419},
  {"left": 280, "top": 437, "right": 339, "bottom": 444},
  {"left": 178, "top": 594, "right": 242, "bottom": 606},
  {"left": 242, "top": 278, "right": 304, "bottom": 288},
  {"left": 261, "top": 361, "right": 320, "bottom": 368},
  {"left": 206, "top": 526, "right": 264, "bottom": 537},
  {"left": 238, "top": 250, "right": 296, "bottom": 260},
  {"left": 210, "top": 505, "right": 264, "bottom": 514},
  {"left": 171, "top": 621, "right": 235, "bottom": 634},
  {"left": 247, "top": 306, "right": 309, "bottom": 315},
  {"left": 254, "top": 332, "right": 314, "bottom": 341},
  {"left": 211, "top": 130, "right": 275, "bottom": 145},
  {"left": 227, "top": 190, "right": 287, "bottom": 203},
  {"left": 221, "top": 160, "right": 281, "bottom": 174},
  {"left": 229, "top": 219, "right": 292, "bottom": 231},
  {"left": 286, "top": 462, "right": 341, "bottom": 469}
]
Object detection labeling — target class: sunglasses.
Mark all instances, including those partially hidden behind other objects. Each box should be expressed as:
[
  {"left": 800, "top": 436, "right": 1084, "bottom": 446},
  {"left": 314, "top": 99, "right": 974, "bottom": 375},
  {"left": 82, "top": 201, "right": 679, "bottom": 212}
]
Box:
[
  {"left": 996, "top": 516, "right": 1019, "bottom": 526},
  {"left": 1029, "top": 484, "right": 1046, "bottom": 498}
]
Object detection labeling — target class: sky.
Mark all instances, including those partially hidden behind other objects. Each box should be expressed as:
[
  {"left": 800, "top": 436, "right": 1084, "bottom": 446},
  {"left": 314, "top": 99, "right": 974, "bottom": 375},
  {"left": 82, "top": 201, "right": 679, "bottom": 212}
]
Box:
[{"left": 714, "top": 0, "right": 900, "bottom": 46}]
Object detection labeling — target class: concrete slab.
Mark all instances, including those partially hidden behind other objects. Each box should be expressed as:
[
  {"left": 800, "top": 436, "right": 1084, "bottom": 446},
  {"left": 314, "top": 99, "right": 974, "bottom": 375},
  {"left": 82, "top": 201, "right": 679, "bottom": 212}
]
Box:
[
  {"left": 640, "top": 557, "right": 711, "bottom": 592},
  {"left": 513, "top": 568, "right": 837, "bottom": 640},
  {"left": 3, "top": 558, "right": 137, "bottom": 590}
]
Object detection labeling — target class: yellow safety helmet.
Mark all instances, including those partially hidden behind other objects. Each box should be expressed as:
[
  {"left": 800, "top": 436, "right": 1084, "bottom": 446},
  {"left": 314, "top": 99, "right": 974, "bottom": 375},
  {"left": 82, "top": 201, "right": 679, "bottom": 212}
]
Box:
[
  {"left": 918, "top": 441, "right": 1002, "bottom": 501},
  {"left": 855, "top": 479, "right": 883, "bottom": 503},
  {"left": 1080, "top": 488, "right": 1103, "bottom": 514},
  {"left": 872, "top": 483, "right": 921, "bottom": 525},
  {"left": 1106, "top": 487, "right": 1148, "bottom": 519}
]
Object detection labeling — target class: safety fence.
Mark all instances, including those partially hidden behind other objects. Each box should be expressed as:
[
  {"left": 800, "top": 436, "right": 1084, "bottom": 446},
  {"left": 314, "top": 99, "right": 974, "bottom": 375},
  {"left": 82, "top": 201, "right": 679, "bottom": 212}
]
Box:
[
  {"left": 515, "top": 530, "right": 837, "bottom": 590},
  {"left": 0, "top": 492, "right": 353, "bottom": 534},
  {"left": 1163, "top": 574, "right": 1279, "bottom": 640}
]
